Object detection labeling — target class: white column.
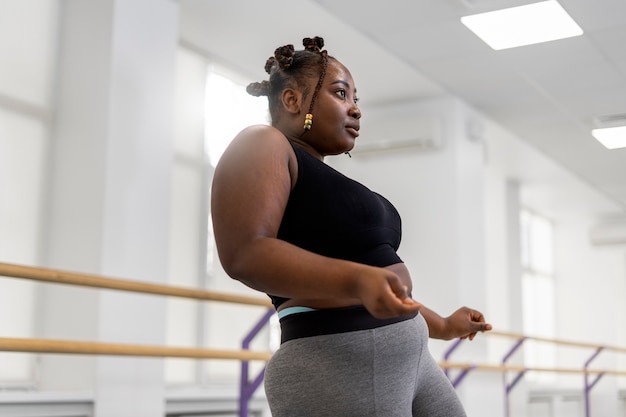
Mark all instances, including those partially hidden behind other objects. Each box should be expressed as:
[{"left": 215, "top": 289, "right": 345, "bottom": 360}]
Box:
[{"left": 41, "top": 1, "right": 178, "bottom": 416}]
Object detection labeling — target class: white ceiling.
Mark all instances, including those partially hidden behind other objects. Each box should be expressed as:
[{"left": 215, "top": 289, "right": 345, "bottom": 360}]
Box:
[{"left": 179, "top": 0, "right": 626, "bottom": 216}]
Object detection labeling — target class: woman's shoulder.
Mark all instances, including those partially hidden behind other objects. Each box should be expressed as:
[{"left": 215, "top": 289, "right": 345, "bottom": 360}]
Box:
[
  {"left": 215, "top": 125, "right": 297, "bottom": 177},
  {"left": 234, "top": 124, "right": 290, "bottom": 148},
  {"left": 218, "top": 125, "right": 290, "bottom": 158}
]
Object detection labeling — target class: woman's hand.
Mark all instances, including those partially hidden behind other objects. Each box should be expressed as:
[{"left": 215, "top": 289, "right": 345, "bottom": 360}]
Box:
[
  {"left": 354, "top": 267, "right": 422, "bottom": 319},
  {"left": 420, "top": 305, "right": 492, "bottom": 340},
  {"left": 443, "top": 306, "right": 492, "bottom": 341}
]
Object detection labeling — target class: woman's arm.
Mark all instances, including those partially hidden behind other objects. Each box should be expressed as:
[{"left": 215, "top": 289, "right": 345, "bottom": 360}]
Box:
[
  {"left": 210, "top": 125, "right": 421, "bottom": 319},
  {"left": 419, "top": 305, "right": 492, "bottom": 340}
]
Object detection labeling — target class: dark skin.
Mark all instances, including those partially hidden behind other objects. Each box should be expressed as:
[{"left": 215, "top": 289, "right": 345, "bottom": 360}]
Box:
[{"left": 211, "top": 59, "right": 492, "bottom": 341}]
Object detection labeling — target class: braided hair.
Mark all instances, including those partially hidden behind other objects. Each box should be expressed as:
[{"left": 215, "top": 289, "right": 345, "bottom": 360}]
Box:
[{"left": 247, "top": 36, "right": 331, "bottom": 130}]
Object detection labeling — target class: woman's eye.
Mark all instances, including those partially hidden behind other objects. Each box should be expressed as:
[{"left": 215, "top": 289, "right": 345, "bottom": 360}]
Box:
[
  {"left": 336, "top": 90, "right": 346, "bottom": 99},
  {"left": 354, "top": 97, "right": 360, "bottom": 104}
]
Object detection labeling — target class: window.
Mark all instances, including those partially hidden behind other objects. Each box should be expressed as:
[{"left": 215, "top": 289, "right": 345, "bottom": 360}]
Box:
[
  {"left": 520, "top": 210, "right": 556, "bottom": 382},
  {"left": 166, "top": 50, "right": 270, "bottom": 385},
  {"left": 0, "top": 0, "right": 58, "bottom": 386},
  {"left": 204, "top": 70, "right": 269, "bottom": 167}
]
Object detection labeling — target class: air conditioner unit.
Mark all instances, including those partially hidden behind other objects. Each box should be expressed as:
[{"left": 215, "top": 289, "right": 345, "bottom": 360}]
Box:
[
  {"left": 352, "top": 103, "right": 442, "bottom": 155},
  {"left": 589, "top": 217, "right": 626, "bottom": 246}
]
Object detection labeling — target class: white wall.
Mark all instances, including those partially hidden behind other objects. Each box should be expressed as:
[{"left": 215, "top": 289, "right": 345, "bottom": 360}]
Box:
[
  {"left": 0, "top": 0, "right": 58, "bottom": 384},
  {"left": 482, "top": 112, "right": 626, "bottom": 344},
  {"left": 480, "top": 112, "right": 626, "bottom": 416}
]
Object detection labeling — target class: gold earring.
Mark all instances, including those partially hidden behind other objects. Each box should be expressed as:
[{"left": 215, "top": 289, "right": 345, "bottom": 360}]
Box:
[{"left": 303, "top": 113, "right": 313, "bottom": 131}]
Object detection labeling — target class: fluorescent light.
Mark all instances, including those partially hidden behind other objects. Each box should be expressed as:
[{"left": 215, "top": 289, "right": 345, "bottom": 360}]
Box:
[
  {"left": 461, "top": 0, "right": 583, "bottom": 50},
  {"left": 591, "top": 126, "right": 626, "bottom": 150}
]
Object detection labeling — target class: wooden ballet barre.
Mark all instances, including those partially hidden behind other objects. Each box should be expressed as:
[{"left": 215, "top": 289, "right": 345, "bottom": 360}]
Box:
[
  {"left": 0, "top": 262, "right": 272, "bottom": 307},
  {"left": 0, "top": 337, "right": 272, "bottom": 361},
  {"left": 488, "top": 330, "right": 626, "bottom": 354},
  {"left": 5, "top": 262, "right": 626, "bottom": 368},
  {"left": 6, "top": 336, "right": 626, "bottom": 377},
  {"left": 438, "top": 361, "right": 626, "bottom": 377}
]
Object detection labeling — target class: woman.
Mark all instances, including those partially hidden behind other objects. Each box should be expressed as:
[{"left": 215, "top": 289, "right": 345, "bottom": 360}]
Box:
[{"left": 211, "top": 37, "right": 491, "bottom": 417}]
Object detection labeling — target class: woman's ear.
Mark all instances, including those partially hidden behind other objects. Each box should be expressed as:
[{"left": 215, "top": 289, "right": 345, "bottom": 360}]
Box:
[{"left": 280, "top": 88, "right": 303, "bottom": 115}]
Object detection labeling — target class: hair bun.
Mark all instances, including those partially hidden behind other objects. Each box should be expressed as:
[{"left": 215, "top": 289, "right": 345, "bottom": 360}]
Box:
[
  {"left": 274, "top": 44, "right": 295, "bottom": 70},
  {"left": 303, "top": 36, "right": 324, "bottom": 52},
  {"left": 246, "top": 80, "right": 270, "bottom": 97},
  {"left": 264, "top": 56, "right": 276, "bottom": 75}
]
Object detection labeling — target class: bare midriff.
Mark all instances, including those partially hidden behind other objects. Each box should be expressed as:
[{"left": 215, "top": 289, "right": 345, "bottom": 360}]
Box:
[{"left": 276, "top": 262, "right": 412, "bottom": 313}]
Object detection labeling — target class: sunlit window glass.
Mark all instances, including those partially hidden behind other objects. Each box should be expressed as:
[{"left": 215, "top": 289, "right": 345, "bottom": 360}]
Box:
[
  {"left": 520, "top": 209, "right": 556, "bottom": 383},
  {"left": 529, "top": 215, "right": 554, "bottom": 275},
  {"left": 204, "top": 71, "right": 269, "bottom": 167}
]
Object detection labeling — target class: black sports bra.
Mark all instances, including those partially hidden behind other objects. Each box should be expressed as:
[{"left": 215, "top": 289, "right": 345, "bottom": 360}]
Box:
[{"left": 270, "top": 139, "right": 403, "bottom": 308}]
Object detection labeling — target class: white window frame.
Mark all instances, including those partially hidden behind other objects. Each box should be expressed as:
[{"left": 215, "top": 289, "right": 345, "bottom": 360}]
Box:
[{"left": 520, "top": 209, "right": 556, "bottom": 383}]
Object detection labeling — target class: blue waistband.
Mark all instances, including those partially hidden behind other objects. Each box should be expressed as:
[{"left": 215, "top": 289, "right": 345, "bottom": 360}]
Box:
[{"left": 277, "top": 306, "right": 317, "bottom": 319}]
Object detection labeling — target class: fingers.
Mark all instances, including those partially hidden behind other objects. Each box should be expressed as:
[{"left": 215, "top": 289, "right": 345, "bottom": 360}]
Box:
[
  {"left": 386, "top": 277, "right": 410, "bottom": 300},
  {"left": 447, "top": 307, "right": 492, "bottom": 341},
  {"left": 466, "top": 314, "right": 492, "bottom": 340},
  {"left": 369, "top": 296, "right": 422, "bottom": 319},
  {"left": 357, "top": 268, "right": 422, "bottom": 319},
  {"left": 468, "top": 308, "right": 492, "bottom": 332},
  {"left": 369, "top": 285, "right": 422, "bottom": 319}
]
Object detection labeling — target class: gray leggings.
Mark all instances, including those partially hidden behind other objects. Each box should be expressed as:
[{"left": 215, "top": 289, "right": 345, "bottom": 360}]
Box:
[{"left": 264, "top": 313, "right": 466, "bottom": 417}]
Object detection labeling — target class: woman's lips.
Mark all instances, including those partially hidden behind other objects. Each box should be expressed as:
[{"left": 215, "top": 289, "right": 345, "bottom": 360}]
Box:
[{"left": 346, "top": 126, "right": 360, "bottom": 137}]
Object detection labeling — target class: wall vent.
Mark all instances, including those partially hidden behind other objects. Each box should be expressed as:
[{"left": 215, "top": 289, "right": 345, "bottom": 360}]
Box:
[
  {"left": 593, "top": 113, "right": 626, "bottom": 128},
  {"left": 457, "top": 0, "right": 533, "bottom": 11}
]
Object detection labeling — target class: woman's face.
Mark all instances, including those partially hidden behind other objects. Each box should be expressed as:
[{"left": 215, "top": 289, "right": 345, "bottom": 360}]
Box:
[{"left": 302, "top": 60, "right": 362, "bottom": 156}]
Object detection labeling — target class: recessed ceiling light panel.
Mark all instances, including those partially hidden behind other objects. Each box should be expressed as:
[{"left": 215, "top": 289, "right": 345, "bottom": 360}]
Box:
[
  {"left": 592, "top": 127, "right": 626, "bottom": 150},
  {"left": 461, "top": 0, "right": 583, "bottom": 50}
]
